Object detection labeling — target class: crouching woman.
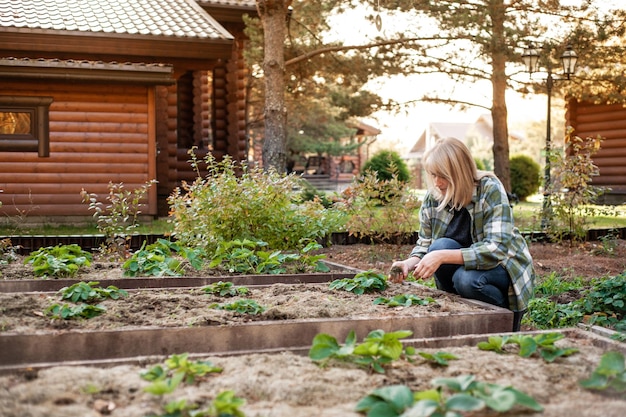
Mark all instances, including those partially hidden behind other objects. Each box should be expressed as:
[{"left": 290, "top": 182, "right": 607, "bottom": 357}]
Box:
[{"left": 390, "top": 137, "right": 535, "bottom": 332}]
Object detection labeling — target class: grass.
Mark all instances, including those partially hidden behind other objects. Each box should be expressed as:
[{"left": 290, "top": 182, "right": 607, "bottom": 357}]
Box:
[
  {"left": 512, "top": 196, "right": 626, "bottom": 232},
  {"left": 0, "top": 218, "right": 173, "bottom": 236}
]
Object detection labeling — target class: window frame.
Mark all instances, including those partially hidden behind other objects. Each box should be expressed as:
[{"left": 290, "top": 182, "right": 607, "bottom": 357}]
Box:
[{"left": 0, "top": 96, "right": 53, "bottom": 157}]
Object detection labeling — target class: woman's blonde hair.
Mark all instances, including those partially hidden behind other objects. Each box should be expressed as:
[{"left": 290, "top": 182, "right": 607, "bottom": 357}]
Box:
[{"left": 423, "top": 137, "right": 492, "bottom": 211}]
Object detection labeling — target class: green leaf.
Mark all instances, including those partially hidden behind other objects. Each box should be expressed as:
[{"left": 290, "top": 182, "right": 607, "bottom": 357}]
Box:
[
  {"left": 505, "top": 387, "right": 544, "bottom": 411},
  {"left": 309, "top": 333, "right": 340, "bottom": 361},
  {"left": 445, "top": 393, "right": 484, "bottom": 412},
  {"left": 518, "top": 336, "right": 538, "bottom": 358}
]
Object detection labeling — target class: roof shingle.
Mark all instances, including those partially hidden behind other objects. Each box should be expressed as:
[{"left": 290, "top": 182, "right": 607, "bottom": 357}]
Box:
[{"left": 0, "top": 0, "right": 233, "bottom": 40}]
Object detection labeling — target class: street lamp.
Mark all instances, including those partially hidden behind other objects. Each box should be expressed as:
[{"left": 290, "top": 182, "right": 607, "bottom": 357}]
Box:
[{"left": 522, "top": 43, "right": 578, "bottom": 228}]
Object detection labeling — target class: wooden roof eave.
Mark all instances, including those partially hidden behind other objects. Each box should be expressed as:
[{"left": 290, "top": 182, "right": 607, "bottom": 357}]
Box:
[
  {"left": 200, "top": 4, "right": 258, "bottom": 23},
  {"left": 0, "top": 61, "right": 175, "bottom": 85},
  {"left": 0, "top": 29, "right": 234, "bottom": 62}
]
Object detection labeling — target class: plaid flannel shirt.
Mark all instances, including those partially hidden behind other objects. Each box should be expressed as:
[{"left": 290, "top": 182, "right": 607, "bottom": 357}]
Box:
[{"left": 410, "top": 175, "right": 535, "bottom": 312}]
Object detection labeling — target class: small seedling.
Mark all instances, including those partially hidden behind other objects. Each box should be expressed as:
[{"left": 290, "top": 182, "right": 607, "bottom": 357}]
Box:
[
  {"left": 374, "top": 294, "right": 435, "bottom": 307},
  {"left": 579, "top": 351, "right": 626, "bottom": 393},
  {"left": 44, "top": 303, "right": 106, "bottom": 320},
  {"left": 140, "top": 353, "right": 222, "bottom": 395},
  {"left": 209, "top": 299, "right": 265, "bottom": 315},
  {"left": 202, "top": 281, "right": 250, "bottom": 297},
  {"left": 309, "top": 329, "right": 414, "bottom": 374},
  {"left": 329, "top": 270, "right": 387, "bottom": 294},
  {"left": 476, "top": 335, "right": 510, "bottom": 354},
  {"left": 417, "top": 351, "right": 459, "bottom": 366},
  {"left": 58, "top": 281, "right": 128, "bottom": 303},
  {"left": 477, "top": 332, "right": 579, "bottom": 363},
  {"left": 355, "top": 374, "right": 543, "bottom": 416}
]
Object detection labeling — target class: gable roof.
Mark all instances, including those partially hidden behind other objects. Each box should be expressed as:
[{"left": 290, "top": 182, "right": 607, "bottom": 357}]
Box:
[
  {"left": 0, "top": 0, "right": 235, "bottom": 61},
  {"left": 407, "top": 114, "right": 526, "bottom": 159}
]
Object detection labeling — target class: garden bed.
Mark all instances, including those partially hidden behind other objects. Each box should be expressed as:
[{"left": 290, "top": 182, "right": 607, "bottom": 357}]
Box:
[
  {"left": 0, "top": 328, "right": 624, "bottom": 417},
  {"left": 0, "top": 277, "right": 512, "bottom": 372}
]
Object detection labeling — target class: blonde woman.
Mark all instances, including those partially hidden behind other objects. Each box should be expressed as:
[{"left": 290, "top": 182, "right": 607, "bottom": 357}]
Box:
[{"left": 390, "top": 137, "right": 535, "bottom": 331}]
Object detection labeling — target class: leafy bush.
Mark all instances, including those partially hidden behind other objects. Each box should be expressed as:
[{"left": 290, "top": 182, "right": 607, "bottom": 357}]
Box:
[
  {"left": 122, "top": 239, "right": 202, "bottom": 277},
  {"left": 168, "top": 151, "right": 336, "bottom": 253},
  {"left": 24, "top": 244, "right": 92, "bottom": 278},
  {"left": 546, "top": 131, "right": 618, "bottom": 242},
  {"left": 510, "top": 155, "right": 540, "bottom": 201},
  {"left": 337, "top": 169, "right": 421, "bottom": 242},
  {"left": 360, "top": 150, "right": 410, "bottom": 182}
]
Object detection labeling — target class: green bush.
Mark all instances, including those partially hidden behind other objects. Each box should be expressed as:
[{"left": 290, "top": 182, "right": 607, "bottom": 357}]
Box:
[
  {"left": 360, "top": 150, "right": 410, "bottom": 183},
  {"left": 168, "top": 151, "right": 337, "bottom": 253},
  {"left": 510, "top": 155, "right": 540, "bottom": 201}
]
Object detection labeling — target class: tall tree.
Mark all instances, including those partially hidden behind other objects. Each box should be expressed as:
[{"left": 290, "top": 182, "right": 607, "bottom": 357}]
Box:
[
  {"left": 255, "top": 1, "right": 291, "bottom": 172},
  {"left": 252, "top": 0, "right": 626, "bottom": 183}
]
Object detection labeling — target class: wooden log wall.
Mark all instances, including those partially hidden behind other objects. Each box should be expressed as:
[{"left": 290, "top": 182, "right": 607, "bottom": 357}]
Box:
[
  {"left": 567, "top": 101, "right": 626, "bottom": 200},
  {"left": 0, "top": 80, "right": 157, "bottom": 217}
]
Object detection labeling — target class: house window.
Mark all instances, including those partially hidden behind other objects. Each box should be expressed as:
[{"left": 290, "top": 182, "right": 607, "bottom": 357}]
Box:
[{"left": 0, "top": 96, "right": 53, "bottom": 157}]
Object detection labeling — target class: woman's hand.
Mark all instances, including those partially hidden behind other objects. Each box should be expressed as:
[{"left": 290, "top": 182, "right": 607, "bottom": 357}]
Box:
[{"left": 388, "top": 261, "right": 409, "bottom": 283}]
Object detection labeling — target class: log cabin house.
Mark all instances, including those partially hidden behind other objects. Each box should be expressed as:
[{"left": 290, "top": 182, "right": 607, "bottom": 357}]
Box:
[
  {"left": 0, "top": 0, "right": 257, "bottom": 221},
  {"left": 566, "top": 100, "right": 626, "bottom": 204}
]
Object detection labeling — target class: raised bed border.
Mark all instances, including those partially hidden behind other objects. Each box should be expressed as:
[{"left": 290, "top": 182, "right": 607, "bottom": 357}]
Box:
[
  {"left": 3, "top": 227, "right": 625, "bottom": 254},
  {"left": 0, "top": 296, "right": 512, "bottom": 375}
]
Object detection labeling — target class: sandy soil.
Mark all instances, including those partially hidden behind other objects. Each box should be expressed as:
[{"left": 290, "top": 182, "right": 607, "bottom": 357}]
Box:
[
  {"left": 1, "top": 241, "right": 625, "bottom": 417},
  {"left": 0, "top": 282, "right": 486, "bottom": 334},
  {"left": 1, "top": 332, "right": 624, "bottom": 417}
]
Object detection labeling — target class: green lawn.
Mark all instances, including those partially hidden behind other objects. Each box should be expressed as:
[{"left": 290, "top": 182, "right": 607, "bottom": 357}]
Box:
[{"left": 512, "top": 198, "right": 626, "bottom": 232}]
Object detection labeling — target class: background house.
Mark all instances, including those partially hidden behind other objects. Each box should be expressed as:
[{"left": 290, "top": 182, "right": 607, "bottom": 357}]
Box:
[
  {"left": 405, "top": 114, "right": 525, "bottom": 188},
  {"left": 0, "top": 0, "right": 257, "bottom": 220}
]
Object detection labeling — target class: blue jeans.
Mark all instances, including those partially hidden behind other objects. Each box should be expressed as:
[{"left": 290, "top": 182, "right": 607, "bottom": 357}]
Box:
[{"left": 429, "top": 238, "right": 510, "bottom": 309}]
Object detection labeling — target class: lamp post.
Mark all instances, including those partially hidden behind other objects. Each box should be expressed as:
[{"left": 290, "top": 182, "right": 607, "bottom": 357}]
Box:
[{"left": 522, "top": 44, "right": 578, "bottom": 228}]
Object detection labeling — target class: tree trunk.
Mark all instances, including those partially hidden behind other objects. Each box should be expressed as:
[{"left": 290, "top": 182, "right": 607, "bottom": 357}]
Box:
[
  {"left": 490, "top": 0, "right": 511, "bottom": 192},
  {"left": 257, "top": 0, "right": 290, "bottom": 173}
]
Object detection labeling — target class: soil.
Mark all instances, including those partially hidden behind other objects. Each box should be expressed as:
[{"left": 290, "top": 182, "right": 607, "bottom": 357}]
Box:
[{"left": 1, "top": 241, "right": 626, "bottom": 416}]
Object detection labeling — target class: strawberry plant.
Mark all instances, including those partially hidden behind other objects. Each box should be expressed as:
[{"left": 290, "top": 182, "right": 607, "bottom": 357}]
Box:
[
  {"left": 329, "top": 270, "right": 387, "bottom": 294},
  {"left": 579, "top": 351, "right": 626, "bottom": 393},
  {"left": 209, "top": 299, "right": 265, "bottom": 315},
  {"left": 374, "top": 294, "right": 435, "bottom": 307},
  {"left": 151, "top": 390, "right": 246, "bottom": 417},
  {"left": 202, "top": 281, "right": 250, "bottom": 297},
  {"left": 417, "top": 351, "right": 459, "bottom": 366},
  {"left": 24, "top": 244, "right": 92, "bottom": 278},
  {"left": 123, "top": 239, "right": 201, "bottom": 277},
  {"left": 208, "top": 239, "right": 329, "bottom": 275},
  {"left": 477, "top": 332, "right": 579, "bottom": 363},
  {"left": 309, "top": 329, "right": 415, "bottom": 374},
  {"left": 355, "top": 375, "right": 543, "bottom": 417},
  {"left": 141, "top": 353, "right": 222, "bottom": 395},
  {"left": 44, "top": 303, "right": 106, "bottom": 320},
  {"left": 58, "top": 281, "right": 128, "bottom": 303}
]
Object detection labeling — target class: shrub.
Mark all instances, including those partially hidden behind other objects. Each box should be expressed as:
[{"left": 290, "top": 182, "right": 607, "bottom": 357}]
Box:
[
  {"left": 337, "top": 169, "right": 421, "bottom": 242},
  {"left": 546, "top": 130, "right": 616, "bottom": 242},
  {"left": 510, "top": 155, "right": 540, "bottom": 201},
  {"left": 168, "top": 151, "right": 336, "bottom": 253},
  {"left": 360, "top": 150, "right": 410, "bottom": 183}
]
